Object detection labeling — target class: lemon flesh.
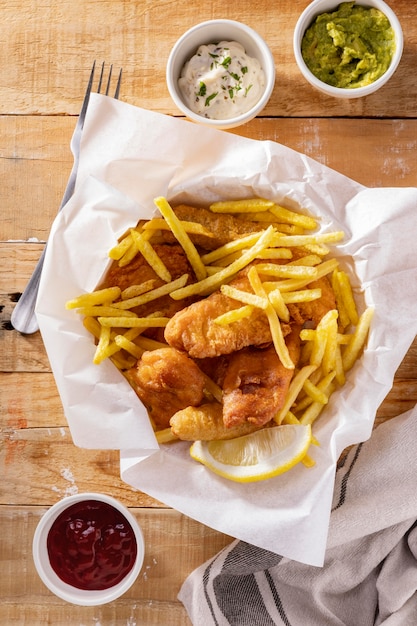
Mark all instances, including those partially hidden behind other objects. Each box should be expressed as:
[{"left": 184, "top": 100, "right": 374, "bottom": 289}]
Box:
[{"left": 189, "top": 424, "right": 312, "bottom": 483}]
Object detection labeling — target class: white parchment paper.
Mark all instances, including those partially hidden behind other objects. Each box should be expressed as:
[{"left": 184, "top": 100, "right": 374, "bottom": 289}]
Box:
[{"left": 36, "top": 94, "right": 417, "bottom": 565}]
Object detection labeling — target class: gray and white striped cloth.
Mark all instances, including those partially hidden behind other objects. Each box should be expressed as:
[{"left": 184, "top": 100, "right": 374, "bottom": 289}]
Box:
[{"left": 179, "top": 405, "right": 417, "bottom": 625}]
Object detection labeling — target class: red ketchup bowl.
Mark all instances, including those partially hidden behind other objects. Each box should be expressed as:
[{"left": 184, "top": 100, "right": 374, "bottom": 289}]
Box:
[{"left": 32, "top": 493, "right": 145, "bottom": 605}]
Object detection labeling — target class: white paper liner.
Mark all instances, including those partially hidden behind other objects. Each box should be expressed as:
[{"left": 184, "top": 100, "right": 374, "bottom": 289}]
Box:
[{"left": 36, "top": 94, "right": 417, "bottom": 565}]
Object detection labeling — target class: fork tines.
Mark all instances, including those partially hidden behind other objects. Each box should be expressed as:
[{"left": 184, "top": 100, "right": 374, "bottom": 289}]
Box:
[{"left": 96, "top": 61, "right": 122, "bottom": 99}]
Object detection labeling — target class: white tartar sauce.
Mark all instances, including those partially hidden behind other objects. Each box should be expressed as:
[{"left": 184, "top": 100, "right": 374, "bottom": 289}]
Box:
[{"left": 178, "top": 41, "right": 265, "bottom": 120}]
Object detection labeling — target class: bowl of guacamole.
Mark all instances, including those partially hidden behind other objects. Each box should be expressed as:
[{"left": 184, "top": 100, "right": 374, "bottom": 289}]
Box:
[{"left": 293, "top": 0, "right": 403, "bottom": 98}]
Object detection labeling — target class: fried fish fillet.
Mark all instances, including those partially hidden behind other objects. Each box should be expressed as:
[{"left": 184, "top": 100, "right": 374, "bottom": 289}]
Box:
[
  {"left": 170, "top": 403, "right": 264, "bottom": 441},
  {"left": 159, "top": 204, "right": 263, "bottom": 250},
  {"left": 222, "top": 327, "right": 301, "bottom": 428},
  {"left": 288, "top": 276, "right": 336, "bottom": 327},
  {"left": 125, "top": 347, "right": 206, "bottom": 429},
  {"left": 102, "top": 243, "right": 196, "bottom": 341},
  {"left": 165, "top": 269, "right": 292, "bottom": 359}
]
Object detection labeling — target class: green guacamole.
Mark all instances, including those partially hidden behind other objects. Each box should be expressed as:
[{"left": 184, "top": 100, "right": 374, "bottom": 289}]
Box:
[{"left": 301, "top": 2, "right": 395, "bottom": 89}]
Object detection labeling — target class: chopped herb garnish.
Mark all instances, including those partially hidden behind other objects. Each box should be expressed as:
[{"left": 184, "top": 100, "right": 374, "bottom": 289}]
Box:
[
  {"left": 205, "top": 92, "right": 218, "bottom": 107},
  {"left": 228, "top": 88, "right": 234, "bottom": 99},
  {"left": 244, "top": 84, "right": 253, "bottom": 97},
  {"left": 196, "top": 82, "right": 207, "bottom": 97},
  {"left": 229, "top": 72, "right": 240, "bottom": 81},
  {"left": 242, "top": 66, "right": 248, "bottom": 74},
  {"left": 221, "top": 56, "right": 232, "bottom": 69}
]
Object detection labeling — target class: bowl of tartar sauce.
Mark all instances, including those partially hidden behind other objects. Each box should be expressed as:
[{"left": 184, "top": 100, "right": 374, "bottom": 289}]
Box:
[
  {"left": 293, "top": 0, "right": 403, "bottom": 98},
  {"left": 166, "top": 19, "right": 275, "bottom": 129}
]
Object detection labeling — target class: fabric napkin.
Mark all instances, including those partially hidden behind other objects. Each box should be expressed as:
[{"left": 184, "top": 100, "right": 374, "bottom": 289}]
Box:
[{"left": 179, "top": 404, "right": 417, "bottom": 626}]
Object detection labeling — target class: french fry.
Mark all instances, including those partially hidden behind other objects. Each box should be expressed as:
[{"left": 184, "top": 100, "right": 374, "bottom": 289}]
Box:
[
  {"left": 209, "top": 198, "right": 274, "bottom": 212},
  {"left": 281, "top": 288, "right": 322, "bottom": 304},
  {"left": 310, "top": 310, "right": 338, "bottom": 368},
  {"left": 267, "top": 288, "right": 290, "bottom": 322},
  {"left": 302, "top": 378, "right": 329, "bottom": 405},
  {"left": 304, "top": 243, "right": 330, "bottom": 256},
  {"left": 200, "top": 232, "right": 264, "bottom": 265},
  {"left": 321, "top": 311, "right": 339, "bottom": 375},
  {"left": 255, "top": 248, "right": 293, "bottom": 260},
  {"left": 331, "top": 271, "right": 351, "bottom": 329},
  {"left": 237, "top": 212, "right": 304, "bottom": 234},
  {"left": 269, "top": 204, "right": 318, "bottom": 230},
  {"left": 334, "top": 270, "right": 359, "bottom": 326},
  {"left": 98, "top": 316, "right": 170, "bottom": 328},
  {"left": 75, "top": 305, "right": 138, "bottom": 318},
  {"left": 93, "top": 324, "right": 111, "bottom": 365},
  {"left": 266, "top": 258, "right": 339, "bottom": 293},
  {"left": 283, "top": 410, "right": 320, "bottom": 447},
  {"left": 299, "top": 372, "right": 336, "bottom": 425},
  {"left": 66, "top": 287, "right": 121, "bottom": 309},
  {"left": 288, "top": 254, "right": 322, "bottom": 267},
  {"left": 170, "top": 226, "right": 275, "bottom": 300},
  {"left": 202, "top": 375, "right": 223, "bottom": 404},
  {"left": 121, "top": 279, "right": 156, "bottom": 300},
  {"left": 117, "top": 229, "right": 146, "bottom": 268},
  {"left": 247, "top": 265, "right": 294, "bottom": 370},
  {"left": 342, "top": 307, "right": 374, "bottom": 371},
  {"left": 271, "top": 231, "right": 344, "bottom": 248},
  {"left": 108, "top": 232, "right": 135, "bottom": 261},
  {"left": 220, "top": 284, "right": 269, "bottom": 309},
  {"left": 112, "top": 274, "right": 188, "bottom": 310},
  {"left": 156, "top": 428, "right": 179, "bottom": 444},
  {"left": 114, "top": 335, "right": 144, "bottom": 359},
  {"left": 275, "top": 364, "right": 317, "bottom": 424},
  {"left": 142, "top": 217, "right": 214, "bottom": 238},
  {"left": 255, "top": 263, "right": 318, "bottom": 280},
  {"left": 134, "top": 336, "right": 168, "bottom": 352},
  {"left": 129, "top": 228, "right": 172, "bottom": 282},
  {"left": 154, "top": 196, "right": 207, "bottom": 281},
  {"left": 213, "top": 305, "right": 254, "bottom": 325}
]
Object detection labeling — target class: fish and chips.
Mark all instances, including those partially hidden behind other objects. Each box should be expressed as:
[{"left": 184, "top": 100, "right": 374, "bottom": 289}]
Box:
[{"left": 66, "top": 195, "right": 373, "bottom": 477}]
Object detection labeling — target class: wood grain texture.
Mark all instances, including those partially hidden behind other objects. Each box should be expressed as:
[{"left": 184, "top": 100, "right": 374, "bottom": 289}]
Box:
[
  {"left": 1, "top": 1, "right": 416, "bottom": 622},
  {"left": 2, "top": 117, "right": 417, "bottom": 241},
  {"left": 0, "top": 505, "right": 231, "bottom": 625},
  {"left": 2, "top": 1, "right": 417, "bottom": 117}
]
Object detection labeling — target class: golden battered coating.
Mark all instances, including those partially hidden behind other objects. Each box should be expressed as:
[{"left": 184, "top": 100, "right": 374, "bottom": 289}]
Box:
[
  {"left": 222, "top": 328, "right": 301, "bottom": 428},
  {"left": 165, "top": 270, "right": 291, "bottom": 359},
  {"left": 126, "top": 347, "right": 206, "bottom": 429},
  {"left": 170, "top": 403, "right": 263, "bottom": 441}
]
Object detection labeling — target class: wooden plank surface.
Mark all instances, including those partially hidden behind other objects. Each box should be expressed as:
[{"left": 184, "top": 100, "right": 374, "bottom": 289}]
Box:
[
  {"left": 1, "top": 0, "right": 417, "bottom": 623},
  {"left": 0, "top": 506, "right": 231, "bottom": 626},
  {"left": 2, "top": 1, "right": 416, "bottom": 117},
  {"left": 2, "top": 117, "right": 417, "bottom": 242}
]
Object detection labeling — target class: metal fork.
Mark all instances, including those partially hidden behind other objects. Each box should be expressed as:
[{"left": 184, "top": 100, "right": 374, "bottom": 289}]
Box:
[{"left": 11, "top": 61, "right": 122, "bottom": 334}]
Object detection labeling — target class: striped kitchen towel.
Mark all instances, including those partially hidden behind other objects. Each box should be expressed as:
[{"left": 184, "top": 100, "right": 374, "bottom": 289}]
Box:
[{"left": 179, "top": 405, "right": 417, "bottom": 625}]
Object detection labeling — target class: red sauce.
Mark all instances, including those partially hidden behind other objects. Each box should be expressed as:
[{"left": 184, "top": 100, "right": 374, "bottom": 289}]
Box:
[{"left": 47, "top": 499, "right": 138, "bottom": 590}]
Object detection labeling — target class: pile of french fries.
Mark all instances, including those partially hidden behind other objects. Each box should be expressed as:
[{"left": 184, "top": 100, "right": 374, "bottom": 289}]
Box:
[{"left": 66, "top": 196, "right": 374, "bottom": 452}]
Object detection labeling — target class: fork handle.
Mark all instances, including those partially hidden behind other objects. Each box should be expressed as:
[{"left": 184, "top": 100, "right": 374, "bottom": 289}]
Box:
[{"left": 10, "top": 245, "right": 47, "bottom": 334}]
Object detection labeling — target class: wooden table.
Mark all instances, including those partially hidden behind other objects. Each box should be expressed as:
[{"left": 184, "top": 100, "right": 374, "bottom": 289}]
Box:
[{"left": 1, "top": 1, "right": 416, "bottom": 623}]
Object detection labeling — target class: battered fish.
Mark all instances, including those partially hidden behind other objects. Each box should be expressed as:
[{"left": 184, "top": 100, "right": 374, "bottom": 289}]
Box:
[
  {"left": 165, "top": 269, "right": 291, "bottom": 359},
  {"left": 160, "top": 204, "right": 263, "bottom": 250},
  {"left": 222, "top": 327, "right": 301, "bottom": 428},
  {"left": 125, "top": 347, "right": 206, "bottom": 429},
  {"left": 170, "top": 403, "right": 263, "bottom": 441},
  {"left": 102, "top": 243, "right": 196, "bottom": 341},
  {"left": 288, "top": 276, "right": 336, "bottom": 327}
]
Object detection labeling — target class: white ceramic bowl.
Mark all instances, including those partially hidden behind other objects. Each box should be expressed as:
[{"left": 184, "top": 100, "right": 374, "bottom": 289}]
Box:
[
  {"left": 293, "top": 0, "right": 403, "bottom": 98},
  {"left": 166, "top": 19, "right": 275, "bottom": 129},
  {"left": 32, "top": 493, "right": 145, "bottom": 606}
]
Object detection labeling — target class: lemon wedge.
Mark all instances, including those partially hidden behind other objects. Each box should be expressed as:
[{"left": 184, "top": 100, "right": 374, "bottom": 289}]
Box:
[{"left": 189, "top": 424, "right": 312, "bottom": 483}]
